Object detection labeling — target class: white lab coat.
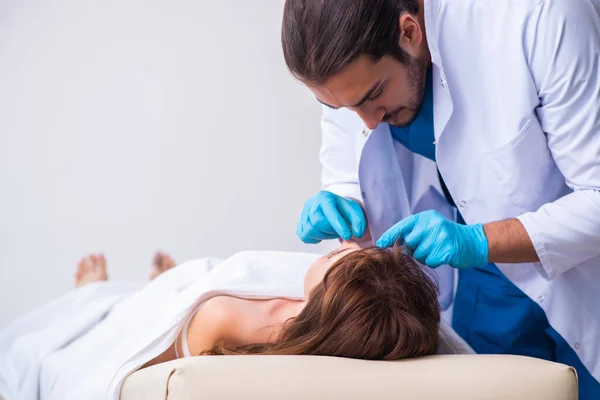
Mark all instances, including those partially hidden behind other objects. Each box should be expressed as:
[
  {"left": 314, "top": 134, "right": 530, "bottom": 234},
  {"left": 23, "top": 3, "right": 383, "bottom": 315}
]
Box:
[{"left": 319, "top": 0, "right": 600, "bottom": 380}]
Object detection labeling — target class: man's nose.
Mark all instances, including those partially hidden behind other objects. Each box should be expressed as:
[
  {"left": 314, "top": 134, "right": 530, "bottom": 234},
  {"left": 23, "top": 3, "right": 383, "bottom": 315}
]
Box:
[{"left": 356, "top": 108, "right": 384, "bottom": 130}]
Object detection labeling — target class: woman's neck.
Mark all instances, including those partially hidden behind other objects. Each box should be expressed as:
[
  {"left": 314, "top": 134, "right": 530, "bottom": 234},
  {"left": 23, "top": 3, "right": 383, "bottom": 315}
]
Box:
[{"left": 266, "top": 298, "right": 306, "bottom": 322}]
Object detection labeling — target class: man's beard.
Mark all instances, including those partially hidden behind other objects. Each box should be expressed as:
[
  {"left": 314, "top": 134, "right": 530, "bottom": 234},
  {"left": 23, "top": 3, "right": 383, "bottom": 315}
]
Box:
[{"left": 387, "top": 55, "right": 429, "bottom": 127}]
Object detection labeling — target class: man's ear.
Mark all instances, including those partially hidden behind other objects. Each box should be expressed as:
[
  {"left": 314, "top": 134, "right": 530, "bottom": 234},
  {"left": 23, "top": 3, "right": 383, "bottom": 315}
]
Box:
[{"left": 397, "top": 13, "right": 423, "bottom": 56}]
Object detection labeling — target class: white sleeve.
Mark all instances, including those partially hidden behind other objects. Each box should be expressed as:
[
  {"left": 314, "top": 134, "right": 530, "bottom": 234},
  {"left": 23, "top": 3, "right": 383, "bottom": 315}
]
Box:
[
  {"left": 319, "top": 105, "right": 363, "bottom": 200},
  {"left": 517, "top": 0, "right": 600, "bottom": 279}
]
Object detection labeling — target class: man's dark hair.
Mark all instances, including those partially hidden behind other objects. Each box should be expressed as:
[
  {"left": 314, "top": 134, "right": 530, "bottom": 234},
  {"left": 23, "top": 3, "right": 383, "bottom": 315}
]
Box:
[{"left": 282, "top": 0, "right": 420, "bottom": 85}]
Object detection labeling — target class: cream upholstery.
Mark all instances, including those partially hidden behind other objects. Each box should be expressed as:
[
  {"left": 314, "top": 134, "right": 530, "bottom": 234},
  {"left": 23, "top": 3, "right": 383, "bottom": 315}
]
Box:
[{"left": 121, "top": 354, "right": 577, "bottom": 399}]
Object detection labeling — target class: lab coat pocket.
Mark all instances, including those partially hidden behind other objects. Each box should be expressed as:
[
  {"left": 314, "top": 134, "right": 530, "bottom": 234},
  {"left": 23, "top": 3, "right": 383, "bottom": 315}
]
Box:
[{"left": 487, "top": 118, "right": 553, "bottom": 211}]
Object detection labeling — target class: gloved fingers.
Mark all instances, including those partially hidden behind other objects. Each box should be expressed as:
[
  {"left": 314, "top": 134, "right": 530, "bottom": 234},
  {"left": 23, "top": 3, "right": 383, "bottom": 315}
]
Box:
[
  {"left": 297, "top": 203, "right": 324, "bottom": 243},
  {"left": 377, "top": 214, "right": 418, "bottom": 248},
  {"left": 305, "top": 228, "right": 336, "bottom": 242},
  {"left": 337, "top": 198, "right": 366, "bottom": 238},
  {"left": 307, "top": 205, "right": 339, "bottom": 238},
  {"left": 411, "top": 241, "right": 430, "bottom": 263},
  {"left": 296, "top": 203, "right": 310, "bottom": 240},
  {"left": 296, "top": 204, "right": 308, "bottom": 237},
  {"left": 319, "top": 200, "right": 352, "bottom": 240},
  {"left": 425, "top": 253, "right": 446, "bottom": 269},
  {"left": 303, "top": 237, "right": 322, "bottom": 244},
  {"left": 403, "top": 220, "right": 428, "bottom": 251},
  {"left": 296, "top": 210, "right": 305, "bottom": 242},
  {"left": 412, "top": 230, "right": 438, "bottom": 264}
]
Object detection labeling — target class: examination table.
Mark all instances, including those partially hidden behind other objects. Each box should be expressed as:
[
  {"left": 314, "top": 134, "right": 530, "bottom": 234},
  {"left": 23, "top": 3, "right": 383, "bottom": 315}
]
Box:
[{"left": 121, "top": 354, "right": 577, "bottom": 399}]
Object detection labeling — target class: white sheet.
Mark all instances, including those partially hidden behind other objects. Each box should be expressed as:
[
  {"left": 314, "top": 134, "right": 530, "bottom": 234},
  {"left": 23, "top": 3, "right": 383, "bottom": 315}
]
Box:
[{"left": 0, "top": 250, "right": 473, "bottom": 400}]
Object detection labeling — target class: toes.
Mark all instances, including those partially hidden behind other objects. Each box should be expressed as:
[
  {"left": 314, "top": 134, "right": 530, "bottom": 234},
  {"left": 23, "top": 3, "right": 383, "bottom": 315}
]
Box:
[
  {"left": 98, "top": 253, "right": 106, "bottom": 270},
  {"left": 158, "top": 254, "right": 167, "bottom": 271},
  {"left": 75, "top": 256, "right": 92, "bottom": 287},
  {"left": 89, "top": 254, "right": 98, "bottom": 271},
  {"left": 149, "top": 251, "right": 176, "bottom": 281},
  {"left": 153, "top": 252, "right": 162, "bottom": 268},
  {"left": 75, "top": 258, "right": 85, "bottom": 279},
  {"left": 155, "top": 251, "right": 175, "bottom": 271},
  {"left": 97, "top": 253, "right": 108, "bottom": 279},
  {"left": 82, "top": 256, "right": 92, "bottom": 273},
  {"left": 154, "top": 251, "right": 175, "bottom": 272},
  {"left": 162, "top": 254, "right": 176, "bottom": 270}
]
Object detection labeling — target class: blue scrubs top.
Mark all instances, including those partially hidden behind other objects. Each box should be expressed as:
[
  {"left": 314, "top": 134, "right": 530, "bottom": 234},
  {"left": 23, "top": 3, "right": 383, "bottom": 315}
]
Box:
[
  {"left": 388, "top": 68, "right": 599, "bottom": 399},
  {"left": 389, "top": 70, "right": 436, "bottom": 162}
]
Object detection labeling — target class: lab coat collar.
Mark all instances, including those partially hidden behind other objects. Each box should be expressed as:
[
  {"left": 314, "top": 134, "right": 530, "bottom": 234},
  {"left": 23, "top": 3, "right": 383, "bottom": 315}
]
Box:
[
  {"left": 424, "top": 0, "right": 455, "bottom": 146},
  {"left": 424, "top": 0, "right": 441, "bottom": 68}
]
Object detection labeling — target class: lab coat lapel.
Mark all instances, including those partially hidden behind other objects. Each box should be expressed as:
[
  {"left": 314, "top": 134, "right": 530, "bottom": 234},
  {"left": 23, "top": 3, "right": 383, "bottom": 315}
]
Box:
[
  {"left": 360, "top": 126, "right": 456, "bottom": 311},
  {"left": 425, "top": 0, "right": 455, "bottom": 145},
  {"left": 359, "top": 124, "right": 413, "bottom": 241},
  {"left": 432, "top": 64, "right": 454, "bottom": 145}
]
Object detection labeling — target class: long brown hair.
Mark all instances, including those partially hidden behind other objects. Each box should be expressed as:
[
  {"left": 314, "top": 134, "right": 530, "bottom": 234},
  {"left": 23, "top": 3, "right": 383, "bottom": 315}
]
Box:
[
  {"left": 281, "top": 0, "right": 420, "bottom": 84},
  {"left": 203, "top": 246, "right": 440, "bottom": 360}
]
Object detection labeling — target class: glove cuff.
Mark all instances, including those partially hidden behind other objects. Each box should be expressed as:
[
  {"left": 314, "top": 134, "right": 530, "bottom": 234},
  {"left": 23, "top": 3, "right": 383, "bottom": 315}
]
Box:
[{"left": 471, "top": 223, "right": 489, "bottom": 267}]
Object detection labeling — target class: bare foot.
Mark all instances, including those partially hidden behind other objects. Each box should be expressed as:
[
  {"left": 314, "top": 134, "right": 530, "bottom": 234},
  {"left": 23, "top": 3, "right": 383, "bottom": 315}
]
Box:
[
  {"left": 149, "top": 251, "right": 176, "bottom": 280},
  {"left": 75, "top": 253, "right": 108, "bottom": 288}
]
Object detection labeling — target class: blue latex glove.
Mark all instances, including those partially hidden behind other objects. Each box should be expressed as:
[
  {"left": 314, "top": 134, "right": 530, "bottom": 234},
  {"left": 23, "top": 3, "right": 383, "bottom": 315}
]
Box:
[
  {"left": 297, "top": 191, "right": 366, "bottom": 244},
  {"left": 376, "top": 210, "right": 489, "bottom": 269}
]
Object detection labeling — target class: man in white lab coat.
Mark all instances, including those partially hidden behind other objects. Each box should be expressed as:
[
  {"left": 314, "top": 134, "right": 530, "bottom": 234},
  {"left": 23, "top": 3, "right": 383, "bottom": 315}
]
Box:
[{"left": 282, "top": 0, "right": 600, "bottom": 397}]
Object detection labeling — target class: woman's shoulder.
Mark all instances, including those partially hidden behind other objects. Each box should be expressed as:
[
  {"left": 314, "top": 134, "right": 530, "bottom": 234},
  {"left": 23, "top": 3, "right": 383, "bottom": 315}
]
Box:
[
  {"left": 187, "top": 296, "right": 283, "bottom": 352},
  {"left": 191, "top": 296, "right": 244, "bottom": 334},
  {"left": 190, "top": 296, "right": 266, "bottom": 336},
  {"left": 182, "top": 297, "right": 244, "bottom": 354}
]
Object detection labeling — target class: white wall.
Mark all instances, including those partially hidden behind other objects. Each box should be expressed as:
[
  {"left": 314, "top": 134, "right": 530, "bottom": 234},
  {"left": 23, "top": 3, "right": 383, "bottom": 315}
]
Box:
[{"left": 0, "top": 0, "right": 336, "bottom": 327}]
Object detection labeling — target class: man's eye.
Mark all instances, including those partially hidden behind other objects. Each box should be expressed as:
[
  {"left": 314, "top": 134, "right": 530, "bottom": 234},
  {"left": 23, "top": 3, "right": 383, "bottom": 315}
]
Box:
[{"left": 369, "top": 88, "right": 384, "bottom": 101}]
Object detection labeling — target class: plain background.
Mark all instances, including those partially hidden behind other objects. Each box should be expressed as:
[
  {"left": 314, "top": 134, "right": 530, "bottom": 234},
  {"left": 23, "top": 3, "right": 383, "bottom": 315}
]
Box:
[{"left": 0, "top": 0, "right": 339, "bottom": 328}]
